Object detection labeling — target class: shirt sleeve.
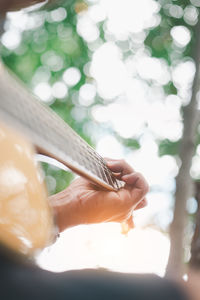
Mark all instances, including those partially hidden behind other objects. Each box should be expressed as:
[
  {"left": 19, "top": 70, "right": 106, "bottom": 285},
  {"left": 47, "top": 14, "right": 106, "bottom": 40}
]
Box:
[{"left": 0, "top": 253, "right": 189, "bottom": 300}]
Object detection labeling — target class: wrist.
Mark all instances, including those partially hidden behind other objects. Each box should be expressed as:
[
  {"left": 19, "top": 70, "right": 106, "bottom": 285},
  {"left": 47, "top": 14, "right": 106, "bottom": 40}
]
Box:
[{"left": 49, "top": 187, "right": 81, "bottom": 233}]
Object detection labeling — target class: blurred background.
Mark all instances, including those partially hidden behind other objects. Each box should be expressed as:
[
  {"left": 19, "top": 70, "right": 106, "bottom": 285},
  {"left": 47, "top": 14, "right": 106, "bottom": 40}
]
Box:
[{"left": 0, "top": 0, "right": 200, "bottom": 278}]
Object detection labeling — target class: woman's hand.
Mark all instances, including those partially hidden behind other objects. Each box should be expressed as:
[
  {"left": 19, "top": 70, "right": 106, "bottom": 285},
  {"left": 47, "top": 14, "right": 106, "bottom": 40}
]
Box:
[{"left": 50, "top": 159, "right": 149, "bottom": 232}]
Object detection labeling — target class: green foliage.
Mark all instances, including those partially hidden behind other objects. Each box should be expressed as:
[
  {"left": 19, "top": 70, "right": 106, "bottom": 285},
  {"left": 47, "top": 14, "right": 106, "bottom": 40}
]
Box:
[
  {"left": 1, "top": 0, "right": 200, "bottom": 194},
  {"left": 41, "top": 162, "right": 74, "bottom": 195},
  {"left": 159, "top": 139, "right": 180, "bottom": 156},
  {"left": 1, "top": 1, "right": 91, "bottom": 192},
  {"left": 163, "top": 81, "right": 177, "bottom": 94},
  {"left": 118, "top": 137, "right": 140, "bottom": 150}
]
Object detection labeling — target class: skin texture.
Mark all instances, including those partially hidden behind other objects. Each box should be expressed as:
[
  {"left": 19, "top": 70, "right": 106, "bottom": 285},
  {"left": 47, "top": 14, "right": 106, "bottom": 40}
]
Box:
[
  {"left": 50, "top": 160, "right": 199, "bottom": 300},
  {"left": 0, "top": 2, "right": 197, "bottom": 297},
  {"left": 50, "top": 159, "right": 149, "bottom": 233}
]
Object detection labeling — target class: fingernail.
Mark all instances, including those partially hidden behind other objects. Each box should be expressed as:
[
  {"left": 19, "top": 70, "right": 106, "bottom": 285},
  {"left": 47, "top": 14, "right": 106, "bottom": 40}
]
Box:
[
  {"left": 121, "top": 174, "right": 129, "bottom": 180},
  {"left": 140, "top": 202, "right": 147, "bottom": 208},
  {"left": 107, "top": 161, "right": 115, "bottom": 166}
]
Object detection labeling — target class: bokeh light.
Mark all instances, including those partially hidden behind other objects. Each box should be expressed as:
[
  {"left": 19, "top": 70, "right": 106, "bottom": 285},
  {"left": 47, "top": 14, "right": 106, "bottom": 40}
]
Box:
[{"left": 1, "top": 0, "right": 199, "bottom": 278}]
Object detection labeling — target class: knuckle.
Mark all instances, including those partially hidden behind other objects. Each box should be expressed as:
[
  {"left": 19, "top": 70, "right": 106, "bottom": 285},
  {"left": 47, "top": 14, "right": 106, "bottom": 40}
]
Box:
[
  {"left": 143, "top": 181, "right": 149, "bottom": 194},
  {"left": 120, "top": 159, "right": 126, "bottom": 164},
  {"left": 137, "top": 173, "right": 149, "bottom": 194}
]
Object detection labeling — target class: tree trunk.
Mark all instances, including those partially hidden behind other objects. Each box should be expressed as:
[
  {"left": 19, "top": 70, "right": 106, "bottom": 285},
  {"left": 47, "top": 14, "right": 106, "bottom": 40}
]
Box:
[
  {"left": 0, "top": 0, "right": 46, "bottom": 12},
  {"left": 0, "top": 14, "right": 5, "bottom": 36},
  {"left": 190, "top": 182, "right": 200, "bottom": 269},
  {"left": 0, "top": 0, "right": 62, "bottom": 13},
  {"left": 165, "top": 18, "right": 200, "bottom": 279}
]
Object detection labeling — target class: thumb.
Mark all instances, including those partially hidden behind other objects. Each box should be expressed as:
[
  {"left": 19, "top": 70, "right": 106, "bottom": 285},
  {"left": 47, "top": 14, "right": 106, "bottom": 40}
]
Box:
[{"left": 121, "top": 216, "right": 134, "bottom": 235}]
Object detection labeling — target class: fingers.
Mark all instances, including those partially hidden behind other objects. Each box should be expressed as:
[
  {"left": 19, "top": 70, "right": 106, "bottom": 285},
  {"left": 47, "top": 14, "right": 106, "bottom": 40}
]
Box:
[
  {"left": 122, "top": 172, "right": 149, "bottom": 193},
  {"left": 105, "top": 158, "right": 149, "bottom": 208},
  {"left": 134, "top": 198, "right": 147, "bottom": 210},
  {"left": 126, "top": 216, "right": 134, "bottom": 228},
  {"left": 106, "top": 158, "right": 134, "bottom": 177},
  {"left": 121, "top": 216, "right": 134, "bottom": 234},
  {"left": 120, "top": 172, "right": 149, "bottom": 204}
]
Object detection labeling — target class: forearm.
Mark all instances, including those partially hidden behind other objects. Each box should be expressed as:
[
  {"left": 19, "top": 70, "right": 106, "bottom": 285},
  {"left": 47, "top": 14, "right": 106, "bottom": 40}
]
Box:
[
  {"left": 49, "top": 187, "right": 81, "bottom": 233},
  {"left": 48, "top": 159, "right": 150, "bottom": 235}
]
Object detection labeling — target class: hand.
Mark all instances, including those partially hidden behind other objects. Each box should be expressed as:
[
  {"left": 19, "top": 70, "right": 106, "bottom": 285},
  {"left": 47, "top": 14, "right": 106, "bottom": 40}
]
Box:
[{"left": 50, "top": 159, "right": 149, "bottom": 232}]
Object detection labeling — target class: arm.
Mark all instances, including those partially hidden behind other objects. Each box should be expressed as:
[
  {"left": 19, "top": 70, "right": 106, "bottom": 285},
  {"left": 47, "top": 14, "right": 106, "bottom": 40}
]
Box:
[
  {"left": 49, "top": 160, "right": 200, "bottom": 300},
  {"left": 49, "top": 159, "right": 149, "bottom": 233}
]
